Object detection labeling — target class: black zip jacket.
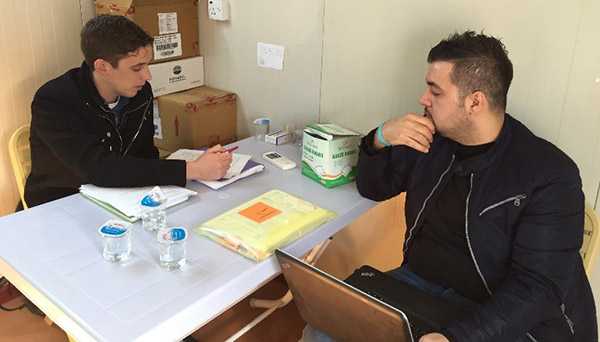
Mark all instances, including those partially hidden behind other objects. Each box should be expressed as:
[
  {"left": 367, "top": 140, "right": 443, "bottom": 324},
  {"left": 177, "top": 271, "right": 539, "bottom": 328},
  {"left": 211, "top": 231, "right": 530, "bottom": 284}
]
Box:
[
  {"left": 24, "top": 62, "right": 186, "bottom": 207},
  {"left": 357, "top": 114, "right": 597, "bottom": 341}
]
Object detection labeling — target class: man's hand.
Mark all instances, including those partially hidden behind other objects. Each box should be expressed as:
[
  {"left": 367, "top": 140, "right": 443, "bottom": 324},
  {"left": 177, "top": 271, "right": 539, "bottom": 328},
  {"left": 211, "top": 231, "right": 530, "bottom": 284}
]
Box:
[
  {"left": 185, "top": 144, "right": 233, "bottom": 181},
  {"left": 375, "top": 113, "right": 435, "bottom": 153},
  {"left": 419, "top": 332, "right": 450, "bottom": 342}
]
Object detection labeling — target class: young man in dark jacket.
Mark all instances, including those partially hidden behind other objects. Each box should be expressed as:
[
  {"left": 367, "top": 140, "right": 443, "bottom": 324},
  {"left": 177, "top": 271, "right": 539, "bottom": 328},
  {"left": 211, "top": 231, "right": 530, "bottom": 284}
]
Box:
[
  {"left": 24, "top": 15, "right": 232, "bottom": 208},
  {"left": 357, "top": 31, "right": 597, "bottom": 341}
]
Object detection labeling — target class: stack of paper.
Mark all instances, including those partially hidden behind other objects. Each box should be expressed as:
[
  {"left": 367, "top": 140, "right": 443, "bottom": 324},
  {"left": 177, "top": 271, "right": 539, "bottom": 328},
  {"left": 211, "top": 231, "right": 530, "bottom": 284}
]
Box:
[
  {"left": 80, "top": 185, "right": 197, "bottom": 222},
  {"left": 167, "top": 149, "right": 264, "bottom": 190},
  {"left": 195, "top": 190, "right": 336, "bottom": 261}
]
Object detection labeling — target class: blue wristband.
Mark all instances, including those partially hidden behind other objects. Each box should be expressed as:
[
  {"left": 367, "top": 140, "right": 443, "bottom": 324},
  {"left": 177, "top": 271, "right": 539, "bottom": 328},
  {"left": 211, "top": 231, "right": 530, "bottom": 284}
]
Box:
[{"left": 376, "top": 123, "right": 391, "bottom": 147}]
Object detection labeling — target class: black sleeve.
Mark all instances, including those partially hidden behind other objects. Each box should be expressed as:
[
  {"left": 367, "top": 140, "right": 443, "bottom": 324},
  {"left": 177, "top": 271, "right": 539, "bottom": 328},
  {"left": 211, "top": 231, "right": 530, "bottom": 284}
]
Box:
[
  {"left": 356, "top": 128, "right": 421, "bottom": 201},
  {"left": 31, "top": 93, "right": 187, "bottom": 188}
]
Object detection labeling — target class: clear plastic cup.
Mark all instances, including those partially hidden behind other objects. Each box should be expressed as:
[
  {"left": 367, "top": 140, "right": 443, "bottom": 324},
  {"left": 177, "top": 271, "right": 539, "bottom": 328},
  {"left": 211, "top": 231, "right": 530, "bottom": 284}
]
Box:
[
  {"left": 98, "top": 220, "right": 131, "bottom": 262},
  {"left": 252, "top": 117, "right": 270, "bottom": 141},
  {"left": 158, "top": 227, "right": 187, "bottom": 270}
]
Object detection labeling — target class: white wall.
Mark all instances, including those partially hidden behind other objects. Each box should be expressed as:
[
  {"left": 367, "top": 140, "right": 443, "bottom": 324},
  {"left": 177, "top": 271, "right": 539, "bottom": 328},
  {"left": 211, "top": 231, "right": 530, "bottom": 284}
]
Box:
[
  {"left": 319, "top": 0, "right": 600, "bottom": 203},
  {"left": 0, "top": 0, "right": 83, "bottom": 216},
  {"left": 198, "top": 0, "right": 325, "bottom": 138}
]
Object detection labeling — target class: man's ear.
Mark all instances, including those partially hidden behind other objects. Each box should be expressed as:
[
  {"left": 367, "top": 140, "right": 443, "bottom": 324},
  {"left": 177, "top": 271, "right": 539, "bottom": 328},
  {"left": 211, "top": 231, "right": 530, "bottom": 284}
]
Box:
[
  {"left": 466, "top": 91, "right": 486, "bottom": 114},
  {"left": 93, "top": 59, "right": 113, "bottom": 74}
]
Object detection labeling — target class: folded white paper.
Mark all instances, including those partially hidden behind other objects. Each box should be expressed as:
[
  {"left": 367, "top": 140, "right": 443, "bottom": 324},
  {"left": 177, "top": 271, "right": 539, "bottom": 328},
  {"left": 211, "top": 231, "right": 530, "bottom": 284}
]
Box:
[
  {"left": 80, "top": 185, "right": 197, "bottom": 222},
  {"left": 167, "top": 149, "right": 264, "bottom": 190}
]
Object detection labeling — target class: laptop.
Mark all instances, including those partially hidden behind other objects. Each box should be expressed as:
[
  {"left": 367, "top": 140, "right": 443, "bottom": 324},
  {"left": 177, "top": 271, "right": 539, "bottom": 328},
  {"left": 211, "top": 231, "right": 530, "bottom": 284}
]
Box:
[{"left": 275, "top": 249, "right": 468, "bottom": 341}]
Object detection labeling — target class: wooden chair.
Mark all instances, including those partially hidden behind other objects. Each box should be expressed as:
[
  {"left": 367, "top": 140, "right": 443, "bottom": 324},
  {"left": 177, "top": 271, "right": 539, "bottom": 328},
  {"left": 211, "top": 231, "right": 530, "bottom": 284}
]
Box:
[
  {"left": 8, "top": 124, "right": 31, "bottom": 209},
  {"left": 582, "top": 205, "right": 600, "bottom": 276}
]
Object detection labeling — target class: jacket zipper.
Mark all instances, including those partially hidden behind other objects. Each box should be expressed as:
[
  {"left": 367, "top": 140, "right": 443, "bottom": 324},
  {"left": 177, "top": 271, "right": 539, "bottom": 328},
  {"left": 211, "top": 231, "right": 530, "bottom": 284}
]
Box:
[
  {"left": 465, "top": 173, "right": 493, "bottom": 296},
  {"left": 122, "top": 100, "right": 152, "bottom": 156},
  {"left": 465, "top": 174, "right": 539, "bottom": 341},
  {"left": 88, "top": 99, "right": 150, "bottom": 156},
  {"left": 467, "top": 174, "right": 576, "bottom": 340},
  {"left": 403, "top": 154, "right": 456, "bottom": 253},
  {"left": 478, "top": 194, "right": 527, "bottom": 216}
]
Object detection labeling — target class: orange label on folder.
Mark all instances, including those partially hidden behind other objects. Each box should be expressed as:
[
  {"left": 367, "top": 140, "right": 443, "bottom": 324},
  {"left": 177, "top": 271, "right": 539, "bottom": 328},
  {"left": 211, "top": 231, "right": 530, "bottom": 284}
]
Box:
[{"left": 239, "top": 202, "right": 281, "bottom": 223}]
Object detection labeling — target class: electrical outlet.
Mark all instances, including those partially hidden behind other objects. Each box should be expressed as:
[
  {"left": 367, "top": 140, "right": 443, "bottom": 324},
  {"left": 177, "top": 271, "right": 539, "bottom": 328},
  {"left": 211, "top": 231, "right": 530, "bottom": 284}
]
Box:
[{"left": 208, "top": 0, "right": 229, "bottom": 21}]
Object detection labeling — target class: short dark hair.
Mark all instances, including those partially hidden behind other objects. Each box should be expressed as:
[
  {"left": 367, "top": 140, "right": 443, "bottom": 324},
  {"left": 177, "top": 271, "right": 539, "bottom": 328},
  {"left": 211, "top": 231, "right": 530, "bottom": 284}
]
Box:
[
  {"left": 427, "top": 31, "right": 513, "bottom": 111},
  {"left": 81, "top": 15, "right": 153, "bottom": 70}
]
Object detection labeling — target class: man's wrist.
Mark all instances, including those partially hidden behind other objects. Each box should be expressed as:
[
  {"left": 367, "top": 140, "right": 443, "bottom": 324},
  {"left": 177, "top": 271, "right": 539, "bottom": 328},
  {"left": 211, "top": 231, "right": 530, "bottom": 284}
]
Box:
[{"left": 376, "top": 122, "right": 392, "bottom": 147}]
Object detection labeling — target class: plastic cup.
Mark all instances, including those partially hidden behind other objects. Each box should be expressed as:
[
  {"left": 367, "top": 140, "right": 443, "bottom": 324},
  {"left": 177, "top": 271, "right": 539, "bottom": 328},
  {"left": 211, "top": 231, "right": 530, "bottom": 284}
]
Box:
[
  {"left": 158, "top": 227, "right": 187, "bottom": 270},
  {"left": 98, "top": 220, "right": 131, "bottom": 262},
  {"left": 252, "top": 117, "right": 270, "bottom": 141}
]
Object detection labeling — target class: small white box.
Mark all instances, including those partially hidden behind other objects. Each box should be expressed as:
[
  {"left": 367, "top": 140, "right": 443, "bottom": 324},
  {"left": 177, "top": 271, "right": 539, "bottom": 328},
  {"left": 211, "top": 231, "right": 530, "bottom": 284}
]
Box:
[
  {"left": 265, "top": 130, "right": 292, "bottom": 145},
  {"left": 148, "top": 56, "right": 204, "bottom": 97}
]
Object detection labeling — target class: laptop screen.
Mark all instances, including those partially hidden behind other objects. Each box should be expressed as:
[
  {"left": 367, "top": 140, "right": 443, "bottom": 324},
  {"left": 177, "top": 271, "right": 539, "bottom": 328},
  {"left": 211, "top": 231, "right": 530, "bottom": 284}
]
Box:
[{"left": 275, "top": 249, "right": 415, "bottom": 342}]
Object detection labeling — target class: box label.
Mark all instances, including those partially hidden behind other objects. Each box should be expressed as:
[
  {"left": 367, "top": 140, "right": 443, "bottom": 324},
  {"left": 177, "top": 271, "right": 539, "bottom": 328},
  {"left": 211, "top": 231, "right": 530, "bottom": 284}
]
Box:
[
  {"left": 153, "top": 33, "right": 183, "bottom": 60},
  {"left": 157, "top": 12, "right": 178, "bottom": 35},
  {"left": 153, "top": 100, "right": 163, "bottom": 139}
]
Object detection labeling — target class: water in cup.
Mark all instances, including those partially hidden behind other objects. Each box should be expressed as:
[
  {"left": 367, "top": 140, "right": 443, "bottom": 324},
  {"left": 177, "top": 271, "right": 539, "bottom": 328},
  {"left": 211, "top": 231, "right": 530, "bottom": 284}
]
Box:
[
  {"left": 158, "top": 227, "right": 187, "bottom": 270},
  {"left": 252, "top": 117, "right": 270, "bottom": 141},
  {"left": 98, "top": 220, "right": 131, "bottom": 262}
]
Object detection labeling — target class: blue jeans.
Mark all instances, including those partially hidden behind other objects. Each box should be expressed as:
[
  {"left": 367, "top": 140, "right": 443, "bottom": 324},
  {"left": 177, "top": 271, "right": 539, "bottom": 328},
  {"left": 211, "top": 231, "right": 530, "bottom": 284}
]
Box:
[{"left": 300, "top": 265, "right": 477, "bottom": 342}]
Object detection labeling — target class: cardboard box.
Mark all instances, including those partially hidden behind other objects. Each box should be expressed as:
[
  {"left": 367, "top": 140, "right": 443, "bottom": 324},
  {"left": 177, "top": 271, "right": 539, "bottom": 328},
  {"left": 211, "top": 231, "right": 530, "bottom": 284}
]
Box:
[
  {"left": 301, "top": 123, "right": 361, "bottom": 188},
  {"left": 95, "top": 0, "right": 199, "bottom": 63},
  {"left": 153, "top": 86, "right": 237, "bottom": 152},
  {"left": 265, "top": 130, "right": 293, "bottom": 145},
  {"left": 148, "top": 56, "right": 204, "bottom": 97}
]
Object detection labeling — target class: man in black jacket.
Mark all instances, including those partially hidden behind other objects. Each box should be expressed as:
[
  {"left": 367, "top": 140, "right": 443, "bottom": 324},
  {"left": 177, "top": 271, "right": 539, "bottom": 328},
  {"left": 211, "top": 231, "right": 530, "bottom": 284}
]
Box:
[
  {"left": 357, "top": 32, "right": 596, "bottom": 341},
  {"left": 24, "top": 15, "right": 231, "bottom": 208}
]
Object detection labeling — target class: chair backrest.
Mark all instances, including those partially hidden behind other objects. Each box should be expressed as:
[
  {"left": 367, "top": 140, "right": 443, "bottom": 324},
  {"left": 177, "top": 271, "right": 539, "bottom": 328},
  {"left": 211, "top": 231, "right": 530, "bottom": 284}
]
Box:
[
  {"left": 8, "top": 124, "right": 31, "bottom": 209},
  {"left": 581, "top": 205, "right": 600, "bottom": 276}
]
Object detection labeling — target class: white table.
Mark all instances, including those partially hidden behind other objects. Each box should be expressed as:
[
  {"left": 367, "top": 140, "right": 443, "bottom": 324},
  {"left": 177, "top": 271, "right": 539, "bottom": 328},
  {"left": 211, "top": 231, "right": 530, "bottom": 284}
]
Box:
[{"left": 0, "top": 138, "right": 375, "bottom": 342}]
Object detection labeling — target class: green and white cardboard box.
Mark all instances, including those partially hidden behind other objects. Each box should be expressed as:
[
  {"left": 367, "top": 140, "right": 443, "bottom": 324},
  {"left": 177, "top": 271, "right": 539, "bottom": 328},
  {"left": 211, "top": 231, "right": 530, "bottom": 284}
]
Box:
[{"left": 301, "top": 123, "right": 361, "bottom": 188}]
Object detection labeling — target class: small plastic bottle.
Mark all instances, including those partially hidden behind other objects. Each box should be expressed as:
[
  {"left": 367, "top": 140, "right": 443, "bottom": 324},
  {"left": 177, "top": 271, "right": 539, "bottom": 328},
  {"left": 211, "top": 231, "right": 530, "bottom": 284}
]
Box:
[{"left": 140, "top": 186, "right": 167, "bottom": 232}]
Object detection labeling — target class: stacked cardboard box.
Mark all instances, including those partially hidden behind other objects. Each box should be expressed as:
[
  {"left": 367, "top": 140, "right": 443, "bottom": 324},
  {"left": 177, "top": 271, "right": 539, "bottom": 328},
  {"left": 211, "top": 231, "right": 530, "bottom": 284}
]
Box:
[
  {"left": 95, "top": 0, "right": 205, "bottom": 97},
  {"left": 153, "top": 86, "right": 237, "bottom": 152},
  {"left": 95, "top": 0, "right": 199, "bottom": 63},
  {"left": 95, "top": 0, "right": 237, "bottom": 153}
]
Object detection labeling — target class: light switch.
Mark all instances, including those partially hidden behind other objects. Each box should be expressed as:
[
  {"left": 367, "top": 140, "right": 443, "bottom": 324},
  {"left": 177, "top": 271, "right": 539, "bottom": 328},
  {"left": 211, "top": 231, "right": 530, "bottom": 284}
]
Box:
[
  {"left": 208, "top": 0, "right": 229, "bottom": 21},
  {"left": 257, "top": 42, "right": 285, "bottom": 71}
]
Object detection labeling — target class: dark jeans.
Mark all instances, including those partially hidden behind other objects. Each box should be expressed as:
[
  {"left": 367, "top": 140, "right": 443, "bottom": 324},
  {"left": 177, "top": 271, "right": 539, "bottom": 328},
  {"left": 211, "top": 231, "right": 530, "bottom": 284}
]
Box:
[{"left": 386, "top": 265, "right": 479, "bottom": 311}]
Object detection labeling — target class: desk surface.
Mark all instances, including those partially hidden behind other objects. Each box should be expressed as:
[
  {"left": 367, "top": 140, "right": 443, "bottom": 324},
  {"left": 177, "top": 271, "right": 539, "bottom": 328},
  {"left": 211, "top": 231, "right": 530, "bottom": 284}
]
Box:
[{"left": 0, "top": 138, "right": 375, "bottom": 342}]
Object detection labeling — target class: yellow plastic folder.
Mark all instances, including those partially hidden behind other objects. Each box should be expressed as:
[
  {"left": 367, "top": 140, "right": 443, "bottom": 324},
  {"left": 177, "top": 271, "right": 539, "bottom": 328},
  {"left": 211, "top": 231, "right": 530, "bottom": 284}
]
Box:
[{"left": 195, "top": 190, "right": 336, "bottom": 261}]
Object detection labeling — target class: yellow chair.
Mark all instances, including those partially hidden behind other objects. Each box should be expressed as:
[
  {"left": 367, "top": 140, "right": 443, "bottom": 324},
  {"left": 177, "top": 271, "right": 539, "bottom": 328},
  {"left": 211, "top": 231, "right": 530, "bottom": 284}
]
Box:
[
  {"left": 581, "top": 205, "right": 600, "bottom": 276},
  {"left": 8, "top": 124, "right": 31, "bottom": 209}
]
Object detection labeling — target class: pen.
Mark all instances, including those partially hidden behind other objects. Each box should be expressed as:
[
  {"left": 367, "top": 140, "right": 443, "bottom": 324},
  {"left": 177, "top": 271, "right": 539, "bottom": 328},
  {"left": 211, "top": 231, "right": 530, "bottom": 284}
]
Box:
[{"left": 224, "top": 146, "right": 239, "bottom": 153}]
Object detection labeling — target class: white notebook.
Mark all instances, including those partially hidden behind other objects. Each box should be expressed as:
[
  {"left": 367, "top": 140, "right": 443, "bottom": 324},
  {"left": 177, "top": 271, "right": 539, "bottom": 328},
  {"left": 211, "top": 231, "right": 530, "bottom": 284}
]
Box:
[
  {"left": 80, "top": 185, "right": 197, "bottom": 222},
  {"left": 167, "top": 149, "right": 264, "bottom": 190}
]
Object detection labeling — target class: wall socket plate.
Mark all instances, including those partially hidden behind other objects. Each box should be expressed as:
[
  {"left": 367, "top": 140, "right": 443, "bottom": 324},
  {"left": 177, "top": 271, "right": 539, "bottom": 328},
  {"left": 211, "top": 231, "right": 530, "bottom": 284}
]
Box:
[{"left": 208, "top": 0, "right": 230, "bottom": 21}]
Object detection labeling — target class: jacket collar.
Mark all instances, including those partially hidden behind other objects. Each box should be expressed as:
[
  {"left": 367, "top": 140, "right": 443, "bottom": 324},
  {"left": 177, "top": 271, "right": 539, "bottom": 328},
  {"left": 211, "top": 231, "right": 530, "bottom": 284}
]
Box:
[
  {"left": 76, "top": 61, "right": 150, "bottom": 112},
  {"left": 449, "top": 114, "right": 514, "bottom": 174},
  {"left": 77, "top": 62, "right": 110, "bottom": 109}
]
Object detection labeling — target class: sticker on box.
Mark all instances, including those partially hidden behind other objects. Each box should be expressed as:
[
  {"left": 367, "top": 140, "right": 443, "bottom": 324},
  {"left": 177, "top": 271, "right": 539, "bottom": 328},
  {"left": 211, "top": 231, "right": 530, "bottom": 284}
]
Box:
[
  {"left": 154, "top": 33, "right": 183, "bottom": 60},
  {"left": 157, "top": 12, "right": 178, "bottom": 35},
  {"left": 153, "top": 99, "right": 163, "bottom": 140}
]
